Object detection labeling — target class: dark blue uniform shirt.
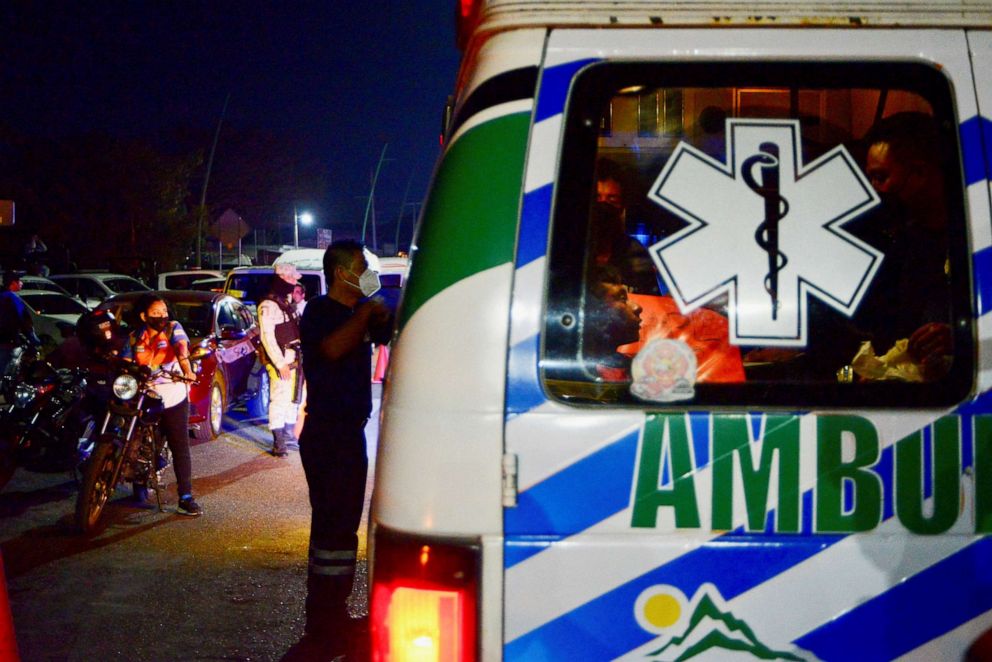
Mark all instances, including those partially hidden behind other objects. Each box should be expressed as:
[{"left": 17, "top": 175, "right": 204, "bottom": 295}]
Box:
[{"left": 300, "top": 296, "right": 390, "bottom": 425}]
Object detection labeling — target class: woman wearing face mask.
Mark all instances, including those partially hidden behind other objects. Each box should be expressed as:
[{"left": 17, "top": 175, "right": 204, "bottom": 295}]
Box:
[{"left": 122, "top": 293, "right": 202, "bottom": 517}]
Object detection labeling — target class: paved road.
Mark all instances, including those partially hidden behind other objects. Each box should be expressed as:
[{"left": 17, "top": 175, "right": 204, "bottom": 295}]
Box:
[{"left": 0, "top": 388, "right": 381, "bottom": 662}]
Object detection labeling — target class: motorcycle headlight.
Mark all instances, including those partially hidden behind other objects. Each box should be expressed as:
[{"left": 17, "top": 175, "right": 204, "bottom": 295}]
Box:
[
  {"left": 112, "top": 374, "right": 139, "bottom": 401},
  {"left": 14, "top": 383, "right": 35, "bottom": 407}
]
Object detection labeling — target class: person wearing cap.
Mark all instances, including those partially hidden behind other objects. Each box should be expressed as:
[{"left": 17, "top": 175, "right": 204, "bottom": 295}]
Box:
[
  {"left": 258, "top": 263, "right": 303, "bottom": 457},
  {"left": 0, "top": 272, "right": 41, "bottom": 374}
]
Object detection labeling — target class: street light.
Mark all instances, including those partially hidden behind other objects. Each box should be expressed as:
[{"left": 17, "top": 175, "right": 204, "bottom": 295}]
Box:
[{"left": 294, "top": 210, "right": 313, "bottom": 248}]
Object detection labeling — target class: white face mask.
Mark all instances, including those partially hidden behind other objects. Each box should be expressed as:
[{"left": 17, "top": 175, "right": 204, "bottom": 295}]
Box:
[{"left": 345, "top": 268, "right": 381, "bottom": 297}]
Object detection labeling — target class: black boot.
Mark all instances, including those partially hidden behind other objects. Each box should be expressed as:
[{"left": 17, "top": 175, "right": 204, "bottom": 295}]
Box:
[
  {"left": 305, "top": 572, "right": 353, "bottom": 641},
  {"left": 282, "top": 425, "right": 299, "bottom": 450},
  {"left": 270, "top": 428, "right": 288, "bottom": 457}
]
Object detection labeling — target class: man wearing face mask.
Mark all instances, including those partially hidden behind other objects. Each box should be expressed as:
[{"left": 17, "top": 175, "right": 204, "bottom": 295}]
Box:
[
  {"left": 292, "top": 240, "right": 392, "bottom": 657},
  {"left": 122, "top": 294, "right": 201, "bottom": 516},
  {"left": 257, "top": 263, "right": 303, "bottom": 457}
]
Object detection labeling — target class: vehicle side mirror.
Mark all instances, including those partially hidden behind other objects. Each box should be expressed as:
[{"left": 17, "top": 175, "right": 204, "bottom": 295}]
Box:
[{"left": 218, "top": 326, "right": 247, "bottom": 341}]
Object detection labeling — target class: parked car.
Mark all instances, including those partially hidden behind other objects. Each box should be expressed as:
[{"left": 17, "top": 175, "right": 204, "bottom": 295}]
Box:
[
  {"left": 156, "top": 269, "right": 226, "bottom": 290},
  {"left": 96, "top": 290, "right": 267, "bottom": 441},
  {"left": 0, "top": 272, "right": 74, "bottom": 298},
  {"left": 15, "top": 289, "right": 89, "bottom": 354},
  {"left": 51, "top": 272, "right": 150, "bottom": 309}
]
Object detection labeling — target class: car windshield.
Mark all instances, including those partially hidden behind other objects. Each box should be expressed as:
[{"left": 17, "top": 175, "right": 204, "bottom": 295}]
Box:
[
  {"left": 20, "top": 293, "right": 88, "bottom": 316},
  {"left": 171, "top": 301, "right": 213, "bottom": 338},
  {"left": 227, "top": 273, "right": 275, "bottom": 306},
  {"left": 104, "top": 277, "right": 149, "bottom": 293}
]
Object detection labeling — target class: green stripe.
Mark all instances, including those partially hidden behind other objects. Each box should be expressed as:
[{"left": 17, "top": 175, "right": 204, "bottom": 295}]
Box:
[{"left": 399, "top": 112, "right": 530, "bottom": 329}]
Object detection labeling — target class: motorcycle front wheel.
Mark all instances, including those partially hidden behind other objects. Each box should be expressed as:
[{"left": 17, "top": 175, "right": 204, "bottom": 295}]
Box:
[{"left": 75, "top": 441, "right": 123, "bottom": 534}]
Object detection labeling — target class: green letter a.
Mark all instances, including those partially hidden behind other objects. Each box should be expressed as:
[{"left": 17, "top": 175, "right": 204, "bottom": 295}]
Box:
[{"left": 631, "top": 414, "right": 701, "bottom": 529}]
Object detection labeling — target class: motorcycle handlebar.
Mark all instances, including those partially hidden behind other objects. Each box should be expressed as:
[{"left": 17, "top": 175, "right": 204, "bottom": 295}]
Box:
[{"left": 149, "top": 368, "right": 197, "bottom": 384}]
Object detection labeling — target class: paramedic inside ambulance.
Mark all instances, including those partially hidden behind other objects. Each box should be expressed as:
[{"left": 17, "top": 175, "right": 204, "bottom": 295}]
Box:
[
  {"left": 592, "top": 159, "right": 661, "bottom": 295},
  {"left": 582, "top": 265, "right": 643, "bottom": 381},
  {"left": 859, "top": 111, "right": 953, "bottom": 380}
]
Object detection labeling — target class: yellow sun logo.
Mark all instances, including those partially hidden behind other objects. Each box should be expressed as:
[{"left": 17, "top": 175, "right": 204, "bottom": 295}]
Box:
[{"left": 634, "top": 585, "right": 689, "bottom": 635}]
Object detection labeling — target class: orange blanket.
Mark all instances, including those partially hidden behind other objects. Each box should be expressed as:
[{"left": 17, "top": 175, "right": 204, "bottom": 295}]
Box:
[{"left": 618, "top": 294, "right": 745, "bottom": 383}]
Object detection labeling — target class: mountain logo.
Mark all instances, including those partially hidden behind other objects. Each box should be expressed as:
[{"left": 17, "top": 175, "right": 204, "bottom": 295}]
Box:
[{"left": 634, "top": 583, "right": 817, "bottom": 661}]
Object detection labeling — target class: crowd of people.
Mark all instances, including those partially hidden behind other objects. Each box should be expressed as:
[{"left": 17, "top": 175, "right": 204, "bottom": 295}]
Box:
[{"left": 1, "top": 239, "right": 394, "bottom": 658}]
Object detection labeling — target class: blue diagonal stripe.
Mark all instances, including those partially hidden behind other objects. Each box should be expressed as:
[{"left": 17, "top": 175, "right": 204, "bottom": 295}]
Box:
[
  {"left": 974, "top": 246, "right": 992, "bottom": 316},
  {"left": 517, "top": 183, "right": 552, "bottom": 267},
  {"left": 506, "top": 414, "right": 711, "bottom": 557},
  {"left": 506, "top": 334, "right": 546, "bottom": 417},
  {"left": 795, "top": 538, "right": 992, "bottom": 660},
  {"left": 506, "top": 428, "right": 641, "bottom": 539},
  {"left": 961, "top": 115, "right": 992, "bottom": 186},
  {"left": 534, "top": 58, "right": 599, "bottom": 123}
]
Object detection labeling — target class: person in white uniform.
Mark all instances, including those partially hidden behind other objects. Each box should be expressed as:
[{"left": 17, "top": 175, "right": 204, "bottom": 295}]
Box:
[{"left": 257, "top": 264, "right": 303, "bottom": 457}]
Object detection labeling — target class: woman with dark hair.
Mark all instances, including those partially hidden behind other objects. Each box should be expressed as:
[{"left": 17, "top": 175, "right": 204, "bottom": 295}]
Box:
[{"left": 121, "top": 293, "right": 202, "bottom": 516}]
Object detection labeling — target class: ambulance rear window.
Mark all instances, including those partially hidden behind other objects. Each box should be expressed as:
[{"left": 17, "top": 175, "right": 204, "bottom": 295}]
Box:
[{"left": 543, "top": 61, "right": 974, "bottom": 408}]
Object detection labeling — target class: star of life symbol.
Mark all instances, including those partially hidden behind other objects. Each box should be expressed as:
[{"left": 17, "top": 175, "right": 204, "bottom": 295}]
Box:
[{"left": 648, "top": 119, "right": 883, "bottom": 346}]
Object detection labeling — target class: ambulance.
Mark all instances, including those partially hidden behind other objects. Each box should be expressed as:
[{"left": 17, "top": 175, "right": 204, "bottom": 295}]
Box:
[{"left": 369, "top": 1, "right": 992, "bottom": 659}]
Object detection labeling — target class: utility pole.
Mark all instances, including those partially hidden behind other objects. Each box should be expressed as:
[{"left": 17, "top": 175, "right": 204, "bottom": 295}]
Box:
[
  {"left": 393, "top": 174, "right": 414, "bottom": 253},
  {"left": 196, "top": 92, "right": 230, "bottom": 269},
  {"left": 395, "top": 202, "right": 420, "bottom": 254},
  {"left": 361, "top": 143, "right": 390, "bottom": 249}
]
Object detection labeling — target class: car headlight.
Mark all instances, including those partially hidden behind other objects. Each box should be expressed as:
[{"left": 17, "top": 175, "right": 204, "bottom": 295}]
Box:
[{"left": 112, "top": 374, "right": 139, "bottom": 400}]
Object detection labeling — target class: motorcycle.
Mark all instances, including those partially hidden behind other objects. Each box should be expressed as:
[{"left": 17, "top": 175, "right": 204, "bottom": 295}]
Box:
[
  {"left": 0, "top": 335, "right": 40, "bottom": 408},
  {"left": 0, "top": 351, "right": 89, "bottom": 490},
  {"left": 75, "top": 349, "right": 207, "bottom": 534}
]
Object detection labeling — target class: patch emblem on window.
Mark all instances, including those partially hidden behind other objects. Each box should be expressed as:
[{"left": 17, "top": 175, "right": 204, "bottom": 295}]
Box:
[
  {"left": 647, "top": 119, "right": 882, "bottom": 347},
  {"left": 631, "top": 338, "right": 697, "bottom": 402}
]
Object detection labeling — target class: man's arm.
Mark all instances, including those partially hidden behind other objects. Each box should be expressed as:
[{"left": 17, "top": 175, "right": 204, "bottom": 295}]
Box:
[{"left": 318, "top": 300, "right": 389, "bottom": 361}]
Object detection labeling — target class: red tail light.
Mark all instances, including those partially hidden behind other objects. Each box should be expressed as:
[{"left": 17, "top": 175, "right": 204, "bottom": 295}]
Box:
[
  {"left": 455, "top": 0, "right": 482, "bottom": 51},
  {"left": 371, "top": 529, "right": 479, "bottom": 662}
]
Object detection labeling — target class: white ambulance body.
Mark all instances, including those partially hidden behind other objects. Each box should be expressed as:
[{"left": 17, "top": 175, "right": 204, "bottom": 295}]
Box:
[{"left": 370, "top": 1, "right": 992, "bottom": 659}]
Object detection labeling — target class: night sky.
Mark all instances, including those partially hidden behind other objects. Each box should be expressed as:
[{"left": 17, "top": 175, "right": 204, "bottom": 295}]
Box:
[{"left": 1, "top": 1, "right": 462, "bottom": 251}]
